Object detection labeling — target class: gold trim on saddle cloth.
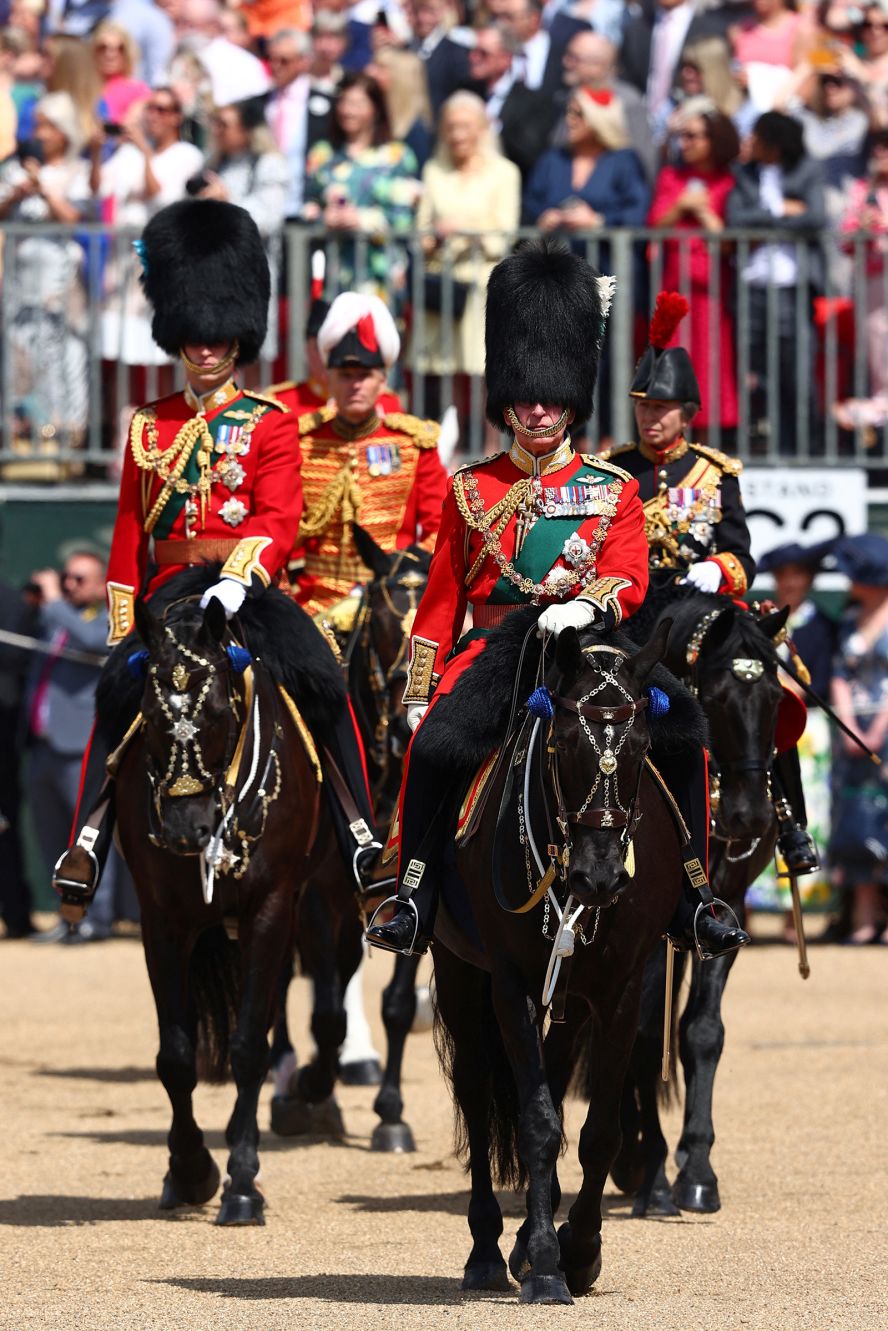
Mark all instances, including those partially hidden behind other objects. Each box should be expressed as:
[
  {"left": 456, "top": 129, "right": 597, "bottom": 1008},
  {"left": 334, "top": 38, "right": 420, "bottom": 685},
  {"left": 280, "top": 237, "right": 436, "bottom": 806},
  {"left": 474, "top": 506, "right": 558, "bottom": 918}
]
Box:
[{"left": 455, "top": 747, "right": 501, "bottom": 845}]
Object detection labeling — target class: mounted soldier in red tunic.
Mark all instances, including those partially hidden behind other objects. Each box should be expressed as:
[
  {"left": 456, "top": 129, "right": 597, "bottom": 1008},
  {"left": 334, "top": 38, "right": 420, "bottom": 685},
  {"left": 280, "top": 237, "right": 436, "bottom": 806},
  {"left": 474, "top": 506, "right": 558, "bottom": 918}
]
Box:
[
  {"left": 52, "top": 199, "right": 380, "bottom": 918},
  {"left": 365, "top": 240, "right": 748, "bottom": 959}
]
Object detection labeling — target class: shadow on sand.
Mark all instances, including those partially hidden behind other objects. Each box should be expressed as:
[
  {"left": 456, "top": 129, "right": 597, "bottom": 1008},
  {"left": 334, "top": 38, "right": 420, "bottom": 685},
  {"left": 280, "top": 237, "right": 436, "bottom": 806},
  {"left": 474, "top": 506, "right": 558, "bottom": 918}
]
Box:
[{"left": 154, "top": 1274, "right": 489, "bottom": 1306}]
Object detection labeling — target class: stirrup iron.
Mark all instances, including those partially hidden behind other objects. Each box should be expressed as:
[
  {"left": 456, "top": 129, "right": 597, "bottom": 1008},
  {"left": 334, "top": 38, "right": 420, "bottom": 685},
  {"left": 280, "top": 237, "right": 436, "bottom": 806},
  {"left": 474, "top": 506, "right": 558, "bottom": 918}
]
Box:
[
  {"left": 693, "top": 898, "right": 744, "bottom": 962},
  {"left": 363, "top": 894, "right": 420, "bottom": 956}
]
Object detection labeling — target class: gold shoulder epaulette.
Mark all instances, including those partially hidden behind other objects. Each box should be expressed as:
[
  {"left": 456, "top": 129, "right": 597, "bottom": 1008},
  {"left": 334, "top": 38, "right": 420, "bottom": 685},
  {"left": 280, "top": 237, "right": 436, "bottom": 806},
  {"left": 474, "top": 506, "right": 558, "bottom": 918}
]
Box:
[
  {"left": 453, "top": 450, "right": 506, "bottom": 476},
  {"left": 262, "top": 379, "right": 296, "bottom": 397},
  {"left": 597, "top": 441, "right": 636, "bottom": 461},
  {"left": 581, "top": 454, "right": 632, "bottom": 483},
  {"left": 244, "top": 389, "right": 287, "bottom": 412},
  {"left": 298, "top": 404, "right": 337, "bottom": 436},
  {"left": 382, "top": 412, "right": 440, "bottom": 449},
  {"left": 691, "top": 443, "right": 743, "bottom": 476}
]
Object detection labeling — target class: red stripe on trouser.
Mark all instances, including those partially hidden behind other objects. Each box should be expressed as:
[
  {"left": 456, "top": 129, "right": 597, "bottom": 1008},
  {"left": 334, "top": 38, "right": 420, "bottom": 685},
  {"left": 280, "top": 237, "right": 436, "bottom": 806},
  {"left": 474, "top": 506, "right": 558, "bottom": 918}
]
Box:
[
  {"left": 69, "top": 720, "right": 98, "bottom": 842},
  {"left": 346, "top": 696, "right": 373, "bottom": 806},
  {"left": 702, "top": 745, "right": 710, "bottom": 876}
]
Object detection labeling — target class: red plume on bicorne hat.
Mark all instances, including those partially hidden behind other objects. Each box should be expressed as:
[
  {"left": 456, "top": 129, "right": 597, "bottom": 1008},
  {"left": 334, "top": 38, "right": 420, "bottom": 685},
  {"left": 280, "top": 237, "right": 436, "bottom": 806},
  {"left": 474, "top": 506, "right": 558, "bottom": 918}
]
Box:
[{"left": 648, "top": 291, "right": 690, "bottom": 350}]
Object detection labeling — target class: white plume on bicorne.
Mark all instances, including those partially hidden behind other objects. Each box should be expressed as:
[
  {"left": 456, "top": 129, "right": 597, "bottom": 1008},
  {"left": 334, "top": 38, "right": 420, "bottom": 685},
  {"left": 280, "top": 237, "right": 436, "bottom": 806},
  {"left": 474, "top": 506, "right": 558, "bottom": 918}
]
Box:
[
  {"left": 596, "top": 275, "right": 617, "bottom": 320},
  {"left": 437, "top": 403, "right": 460, "bottom": 469},
  {"left": 311, "top": 250, "right": 326, "bottom": 283},
  {"left": 317, "top": 292, "right": 401, "bottom": 367}
]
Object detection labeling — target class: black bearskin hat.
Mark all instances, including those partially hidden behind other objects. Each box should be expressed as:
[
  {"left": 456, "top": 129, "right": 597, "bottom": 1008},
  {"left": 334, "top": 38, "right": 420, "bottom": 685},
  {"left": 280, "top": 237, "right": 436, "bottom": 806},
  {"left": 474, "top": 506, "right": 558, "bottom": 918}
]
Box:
[
  {"left": 484, "top": 238, "right": 610, "bottom": 428},
  {"left": 139, "top": 199, "right": 269, "bottom": 364},
  {"left": 630, "top": 292, "right": 701, "bottom": 407}
]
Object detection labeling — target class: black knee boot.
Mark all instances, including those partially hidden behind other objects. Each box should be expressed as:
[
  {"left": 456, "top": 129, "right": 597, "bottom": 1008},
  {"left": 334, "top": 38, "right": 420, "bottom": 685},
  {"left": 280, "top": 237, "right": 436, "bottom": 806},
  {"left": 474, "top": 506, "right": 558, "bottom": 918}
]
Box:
[
  {"left": 52, "top": 732, "right": 116, "bottom": 917},
  {"left": 773, "top": 746, "right": 819, "bottom": 875},
  {"left": 659, "top": 748, "right": 750, "bottom": 959},
  {"left": 365, "top": 738, "right": 454, "bottom": 956}
]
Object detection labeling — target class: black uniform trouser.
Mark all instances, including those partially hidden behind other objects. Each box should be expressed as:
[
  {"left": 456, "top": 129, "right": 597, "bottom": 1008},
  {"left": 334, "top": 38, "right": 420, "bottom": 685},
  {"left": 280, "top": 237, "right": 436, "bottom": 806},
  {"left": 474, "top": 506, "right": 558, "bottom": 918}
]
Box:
[
  {"left": 772, "top": 745, "right": 808, "bottom": 828},
  {"left": 0, "top": 706, "right": 32, "bottom": 932}
]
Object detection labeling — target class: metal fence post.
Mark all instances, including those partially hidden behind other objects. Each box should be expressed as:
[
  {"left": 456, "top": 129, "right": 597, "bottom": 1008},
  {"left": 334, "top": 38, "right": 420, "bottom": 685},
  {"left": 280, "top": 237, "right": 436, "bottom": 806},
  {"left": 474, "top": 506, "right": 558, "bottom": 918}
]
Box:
[{"left": 609, "top": 229, "right": 633, "bottom": 446}]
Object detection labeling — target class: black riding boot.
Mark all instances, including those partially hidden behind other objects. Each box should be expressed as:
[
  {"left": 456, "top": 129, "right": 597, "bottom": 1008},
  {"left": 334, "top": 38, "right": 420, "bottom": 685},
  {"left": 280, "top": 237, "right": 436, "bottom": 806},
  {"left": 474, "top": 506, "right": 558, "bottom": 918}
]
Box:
[
  {"left": 365, "top": 734, "right": 454, "bottom": 956},
  {"left": 318, "top": 703, "right": 386, "bottom": 888},
  {"left": 659, "top": 748, "right": 750, "bottom": 958},
  {"left": 52, "top": 733, "right": 116, "bottom": 920},
  {"left": 773, "top": 745, "right": 818, "bottom": 875}
]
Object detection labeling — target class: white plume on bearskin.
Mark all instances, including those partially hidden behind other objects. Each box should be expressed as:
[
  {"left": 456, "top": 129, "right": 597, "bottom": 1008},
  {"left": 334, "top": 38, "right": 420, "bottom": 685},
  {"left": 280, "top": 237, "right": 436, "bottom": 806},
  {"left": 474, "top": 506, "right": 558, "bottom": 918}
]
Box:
[{"left": 318, "top": 293, "right": 400, "bottom": 368}]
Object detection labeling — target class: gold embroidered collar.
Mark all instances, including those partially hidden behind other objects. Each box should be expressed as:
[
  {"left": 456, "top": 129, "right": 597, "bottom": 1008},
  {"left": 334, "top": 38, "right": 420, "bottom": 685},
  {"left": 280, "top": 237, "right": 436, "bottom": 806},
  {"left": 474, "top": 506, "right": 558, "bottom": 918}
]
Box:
[
  {"left": 638, "top": 436, "right": 689, "bottom": 466},
  {"left": 332, "top": 413, "right": 381, "bottom": 442},
  {"left": 184, "top": 379, "right": 239, "bottom": 415},
  {"left": 509, "top": 436, "right": 574, "bottom": 476}
]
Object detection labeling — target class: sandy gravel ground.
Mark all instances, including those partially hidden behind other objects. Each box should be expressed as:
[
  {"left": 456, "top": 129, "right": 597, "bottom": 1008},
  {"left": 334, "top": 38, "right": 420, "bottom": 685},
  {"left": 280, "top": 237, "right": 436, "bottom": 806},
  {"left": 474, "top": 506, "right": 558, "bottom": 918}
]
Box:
[{"left": 0, "top": 921, "right": 886, "bottom": 1331}]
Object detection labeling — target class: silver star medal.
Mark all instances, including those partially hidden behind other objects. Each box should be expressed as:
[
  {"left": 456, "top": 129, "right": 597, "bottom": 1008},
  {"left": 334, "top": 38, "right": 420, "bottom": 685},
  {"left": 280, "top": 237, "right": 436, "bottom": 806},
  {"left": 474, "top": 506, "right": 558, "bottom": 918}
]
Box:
[
  {"left": 223, "top": 459, "right": 246, "bottom": 491},
  {"left": 172, "top": 717, "right": 197, "bottom": 743},
  {"left": 562, "top": 532, "right": 590, "bottom": 568}
]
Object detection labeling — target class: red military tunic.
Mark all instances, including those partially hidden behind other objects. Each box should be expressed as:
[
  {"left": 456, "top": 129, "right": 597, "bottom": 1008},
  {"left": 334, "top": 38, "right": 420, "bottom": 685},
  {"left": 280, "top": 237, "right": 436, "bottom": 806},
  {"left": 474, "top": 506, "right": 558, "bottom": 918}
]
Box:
[
  {"left": 266, "top": 377, "right": 402, "bottom": 418},
  {"left": 106, "top": 379, "right": 301, "bottom": 645},
  {"left": 402, "top": 437, "right": 649, "bottom": 707},
  {"left": 293, "top": 404, "right": 448, "bottom": 618}
]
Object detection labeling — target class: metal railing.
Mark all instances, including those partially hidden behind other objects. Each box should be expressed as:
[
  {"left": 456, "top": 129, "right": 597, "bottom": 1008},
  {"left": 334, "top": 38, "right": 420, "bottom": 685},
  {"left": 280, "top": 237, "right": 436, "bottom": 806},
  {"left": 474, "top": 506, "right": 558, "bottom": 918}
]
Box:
[{"left": 1, "top": 220, "right": 886, "bottom": 476}]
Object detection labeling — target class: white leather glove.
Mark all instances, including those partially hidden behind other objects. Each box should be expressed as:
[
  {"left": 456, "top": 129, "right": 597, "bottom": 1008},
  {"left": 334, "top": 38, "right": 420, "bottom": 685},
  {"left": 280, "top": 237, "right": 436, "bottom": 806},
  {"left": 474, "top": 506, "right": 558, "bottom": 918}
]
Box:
[
  {"left": 536, "top": 600, "right": 597, "bottom": 638},
  {"left": 199, "top": 578, "right": 247, "bottom": 618},
  {"left": 683, "top": 561, "right": 723, "bottom": 595},
  {"left": 407, "top": 703, "right": 428, "bottom": 732}
]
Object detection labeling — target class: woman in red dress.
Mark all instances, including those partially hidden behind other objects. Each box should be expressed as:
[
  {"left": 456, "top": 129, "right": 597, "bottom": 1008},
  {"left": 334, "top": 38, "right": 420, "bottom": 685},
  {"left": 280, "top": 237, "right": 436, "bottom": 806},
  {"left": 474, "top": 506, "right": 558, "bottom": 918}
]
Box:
[{"left": 648, "top": 101, "right": 741, "bottom": 436}]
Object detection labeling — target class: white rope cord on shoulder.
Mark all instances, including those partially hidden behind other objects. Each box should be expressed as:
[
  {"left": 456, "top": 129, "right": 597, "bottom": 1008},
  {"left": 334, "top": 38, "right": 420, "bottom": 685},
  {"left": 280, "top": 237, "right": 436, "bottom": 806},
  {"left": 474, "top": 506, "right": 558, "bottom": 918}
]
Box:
[{"left": 200, "top": 687, "right": 262, "bottom": 905}]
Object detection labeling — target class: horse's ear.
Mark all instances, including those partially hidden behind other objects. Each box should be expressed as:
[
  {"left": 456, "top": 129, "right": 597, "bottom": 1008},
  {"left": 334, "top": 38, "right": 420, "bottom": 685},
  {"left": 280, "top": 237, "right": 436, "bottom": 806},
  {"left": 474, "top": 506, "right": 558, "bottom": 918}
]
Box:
[
  {"left": 202, "top": 595, "right": 227, "bottom": 644},
  {"left": 352, "top": 522, "right": 393, "bottom": 579},
  {"left": 704, "top": 604, "right": 736, "bottom": 654},
  {"left": 759, "top": 604, "right": 790, "bottom": 639},
  {"left": 555, "top": 626, "right": 585, "bottom": 682},
  {"left": 627, "top": 617, "right": 671, "bottom": 688},
  {"left": 134, "top": 597, "right": 159, "bottom": 652}
]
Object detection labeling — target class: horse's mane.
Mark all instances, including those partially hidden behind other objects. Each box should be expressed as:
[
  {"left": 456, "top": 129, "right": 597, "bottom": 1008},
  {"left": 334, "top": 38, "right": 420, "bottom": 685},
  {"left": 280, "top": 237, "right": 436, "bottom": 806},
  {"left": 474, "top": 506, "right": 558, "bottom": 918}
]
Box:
[
  {"left": 628, "top": 581, "right": 780, "bottom": 678},
  {"left": 96, "top": 564, "right": 347, "bottom": 748},
  {"left": 416, "top": 605, "right": 706, "bottom": 771}
]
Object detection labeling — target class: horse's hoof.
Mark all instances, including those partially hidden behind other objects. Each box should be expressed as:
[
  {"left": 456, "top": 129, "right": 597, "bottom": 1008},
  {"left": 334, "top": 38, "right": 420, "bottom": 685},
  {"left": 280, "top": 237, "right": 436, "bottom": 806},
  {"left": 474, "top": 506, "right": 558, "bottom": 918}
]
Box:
[
  {"left": 508, "top": 1238, "right": 530, "bottom": 1283},
  {"left": 519, "top": 1275, "right": 573, "bottom": 1305},
  {"left": 215, "top": 1188, "right": 265, "bottom": 1226},
  {"left": 339, "top": 1058, "right": 383, "bottom": 1086},
  {"left": 270, "top": 1092, "right": 345, "bottom": 1139},
  {"left": 610, "top": 1156, "right": 644, "bottom": 1196},
  {"left": 632, "top": 1188, "right": 680, "bottom": 1219},
  {"left": 159, "top": 1158, "right": 220, "bottom": 1210},
  {"left": 462, "top": 1260, "right": 511, "bottom": 1292},
  {"left": 672, "top": 1178, "right": 721, "bottom": 1213},
  {"left": 557, "top": 1224, "right": 602, "bottom": 1296},
  {"left": 370, "top": 1120, "right": 415, "bottom": 1152}
]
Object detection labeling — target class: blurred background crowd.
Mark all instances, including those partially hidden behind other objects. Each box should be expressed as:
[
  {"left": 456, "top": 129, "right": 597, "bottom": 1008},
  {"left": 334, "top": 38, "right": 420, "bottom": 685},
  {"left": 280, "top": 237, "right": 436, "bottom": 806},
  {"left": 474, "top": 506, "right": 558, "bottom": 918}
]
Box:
[{"left": 7, "top": 0, "right": 888, "bottom": 455}]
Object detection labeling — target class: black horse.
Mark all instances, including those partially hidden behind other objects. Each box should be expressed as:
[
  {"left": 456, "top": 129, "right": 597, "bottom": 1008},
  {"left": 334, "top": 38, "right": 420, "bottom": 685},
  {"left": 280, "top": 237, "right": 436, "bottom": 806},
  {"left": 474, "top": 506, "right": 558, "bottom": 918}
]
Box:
[
  {"left": 270, "top": 527, "right": 432, "bottom": 1150},
  {"left": 429, "top": 611, "right": 694, "bottom": 1303},
  {"left": 614, "top": 585, "right": 790, "bottom": 1218},
  {"left": 107, "top": 570, "right": 358, "bottom": 1223}
]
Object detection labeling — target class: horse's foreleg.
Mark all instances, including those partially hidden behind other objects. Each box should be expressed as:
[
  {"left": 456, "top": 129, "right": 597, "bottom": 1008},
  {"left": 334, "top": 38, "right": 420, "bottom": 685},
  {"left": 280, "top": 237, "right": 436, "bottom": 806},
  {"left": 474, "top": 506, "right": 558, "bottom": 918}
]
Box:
[
  {"left": 371, "top": 952, "right": 420, "bottom": 1152},
  {"left": 435, "top": 953, "right": 510, "bottom": 1292},
  {"left": 339, "top": 954, "right": 382, "bottom": 1084},
  {"left": 217, "top": 913, "right": 290, "bottom": 1226},
  {"left": 559, "top": 979, "right": 645, "bottom": 1295},
  {"left": 672, "top": 950, "right": 737, "bottom": 1213},
  {"left": 491, "top": 969, "right": 571, "bottom": 1306},
  {"left": 144, "top": 924, "right": 220, "bottom": 1212},
  {"left": 269, "top": 953, "right": 298, "bottom": 1097}
]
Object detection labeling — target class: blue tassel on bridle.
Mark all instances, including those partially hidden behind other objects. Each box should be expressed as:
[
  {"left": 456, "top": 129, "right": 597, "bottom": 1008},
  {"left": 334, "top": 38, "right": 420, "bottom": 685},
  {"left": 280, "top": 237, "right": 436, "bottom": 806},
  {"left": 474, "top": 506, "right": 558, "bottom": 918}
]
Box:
[
  {"left": 526, "top": 686, "right": 554, "bottom": 721},
  {"left": 226, "top": 644, "right": 251, "bottom": 673},
  {"left": 645, "top": 686, "right": 670, "bottom": 716},
  {"left": 126, "top": 648, "right": 149, "bottom": 680}
]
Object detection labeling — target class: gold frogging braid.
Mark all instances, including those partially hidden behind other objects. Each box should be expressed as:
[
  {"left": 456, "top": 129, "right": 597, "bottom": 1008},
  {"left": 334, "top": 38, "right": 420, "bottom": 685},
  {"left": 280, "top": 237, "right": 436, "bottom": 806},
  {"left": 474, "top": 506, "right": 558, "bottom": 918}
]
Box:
[{"left": 129, "top": 409, "right": 213, "bottom": 534}]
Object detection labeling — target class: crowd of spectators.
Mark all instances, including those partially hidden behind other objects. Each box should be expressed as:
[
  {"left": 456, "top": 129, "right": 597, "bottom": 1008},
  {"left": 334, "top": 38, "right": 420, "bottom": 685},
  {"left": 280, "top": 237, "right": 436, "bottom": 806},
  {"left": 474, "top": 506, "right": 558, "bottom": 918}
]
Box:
[{"left": 6, "top": 0, "right": 888, "bottom": 448}]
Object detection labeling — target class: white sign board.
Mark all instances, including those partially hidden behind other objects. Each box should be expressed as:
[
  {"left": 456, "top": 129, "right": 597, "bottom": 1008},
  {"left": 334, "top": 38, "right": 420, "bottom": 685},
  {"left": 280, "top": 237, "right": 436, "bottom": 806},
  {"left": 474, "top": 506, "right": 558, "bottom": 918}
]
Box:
[{"left": 742, "top": 468, "right": 867, "bottom": 565}]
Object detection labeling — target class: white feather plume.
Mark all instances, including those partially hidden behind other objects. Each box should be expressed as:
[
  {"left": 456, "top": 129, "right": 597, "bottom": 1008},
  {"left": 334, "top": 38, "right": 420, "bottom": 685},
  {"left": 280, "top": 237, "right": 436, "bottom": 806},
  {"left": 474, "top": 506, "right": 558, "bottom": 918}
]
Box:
[
  {"left": 311, "top": 250, "right": 326, "bottom": 282},
  {"left": 596, "top": 275, "right": 617, "bottom": 319},
  {"left": 437, "top": 404, "right": 460, "bottom": 469},
  {"left": 317, "top": 292, "right": 401, "bottom": 368}
]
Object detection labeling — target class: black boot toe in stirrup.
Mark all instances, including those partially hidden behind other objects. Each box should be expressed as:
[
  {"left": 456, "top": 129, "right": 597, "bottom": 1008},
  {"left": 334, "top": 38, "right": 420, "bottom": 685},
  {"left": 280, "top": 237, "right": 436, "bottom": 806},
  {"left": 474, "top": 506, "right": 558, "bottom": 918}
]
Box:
[
  {"left": 693, "top": 900, "right": 750, "bottom": 960},
  {"left": 51, "top": 844, "right": 99, "bottom": 923},
  {"left": 364, "top": 897, "right": 430, "bottom": 957},
  {"left": 777, "top": 824, "right": 820, "bottom": 876}
]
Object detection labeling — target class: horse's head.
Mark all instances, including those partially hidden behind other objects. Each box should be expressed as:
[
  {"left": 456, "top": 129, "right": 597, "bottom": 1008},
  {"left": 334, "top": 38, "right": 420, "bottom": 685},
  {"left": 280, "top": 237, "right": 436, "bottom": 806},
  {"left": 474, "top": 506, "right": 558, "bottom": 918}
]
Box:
[
  {"left": 546, "top": 620, "right": 670, "bottom": 909},
  {"left": 133, "top": 594, "right": 248, "bottom": 855},
  {"left": 685, "top": 601, "right": 787, "bottom": 841},
  {"left": 352, "top": 522, "right": 431, "bottom": 779}
]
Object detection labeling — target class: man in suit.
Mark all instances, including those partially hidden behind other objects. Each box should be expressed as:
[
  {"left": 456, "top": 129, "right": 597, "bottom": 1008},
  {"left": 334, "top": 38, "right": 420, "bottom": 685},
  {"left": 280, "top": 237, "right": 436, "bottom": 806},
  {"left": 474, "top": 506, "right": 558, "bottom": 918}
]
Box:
[
  {"left": 0, "top": 580, "right": 35, "bottom": 938},
  {"left": 491, "top": 0, "right": 588, "bottom": 99},
  {"left": 26, "top": 550, "right": 121, "bottom": 942},
  {"left": 620, "top": 0, "right": 729, "bottom": 122},
  {"left": 555, "top": 30, "right": 657, "bottom": 179},
  {"left": 466, "top": 22, "right": 558, "bottom": 180},
  {"left": 403, "top": 0, "right": 471, "bottom": 116},
  {"left": 265, "top": 28, "right": 330, "bottom": 220}
]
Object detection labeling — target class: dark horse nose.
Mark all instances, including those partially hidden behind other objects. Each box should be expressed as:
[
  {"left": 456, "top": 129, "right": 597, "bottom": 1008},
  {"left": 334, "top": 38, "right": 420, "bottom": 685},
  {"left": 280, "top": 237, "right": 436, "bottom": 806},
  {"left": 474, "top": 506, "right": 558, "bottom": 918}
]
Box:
[{"left": 570, "top": 864, "right": 627, "bottom": 907}]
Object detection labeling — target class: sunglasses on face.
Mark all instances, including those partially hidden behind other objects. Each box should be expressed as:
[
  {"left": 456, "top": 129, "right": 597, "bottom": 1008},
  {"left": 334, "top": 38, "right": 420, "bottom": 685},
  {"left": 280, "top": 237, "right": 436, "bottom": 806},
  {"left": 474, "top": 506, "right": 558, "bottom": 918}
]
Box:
[
  {"left": 147, "top": 102, "right": 177, "bottom": 112},
  {"left": 62, "top": 572, "right": 87, "bottom": 585}
]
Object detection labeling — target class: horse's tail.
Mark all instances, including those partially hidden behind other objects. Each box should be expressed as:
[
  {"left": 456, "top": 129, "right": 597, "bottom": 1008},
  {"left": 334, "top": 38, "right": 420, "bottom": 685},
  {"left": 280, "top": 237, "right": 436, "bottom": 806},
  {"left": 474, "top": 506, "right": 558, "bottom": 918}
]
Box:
[
  {"left": 190, "top": 925, "right": 240, "bottom": 1084},
  {"left": 433, "top": 971, "right": 527, "bottom": 1191}
]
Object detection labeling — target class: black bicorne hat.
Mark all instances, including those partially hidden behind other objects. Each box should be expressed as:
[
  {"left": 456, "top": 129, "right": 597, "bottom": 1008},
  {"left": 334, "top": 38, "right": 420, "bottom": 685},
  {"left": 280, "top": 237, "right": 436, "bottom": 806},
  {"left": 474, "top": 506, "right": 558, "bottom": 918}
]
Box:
[
  {"left": 484, "top": 238, "right": 610, "bottom": 428},
  {"left": 139, "top": 199, "right": 270, "bottom": 364},
  {"left": 630, "top": 292, "right": 701, "bottom": 407}
]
